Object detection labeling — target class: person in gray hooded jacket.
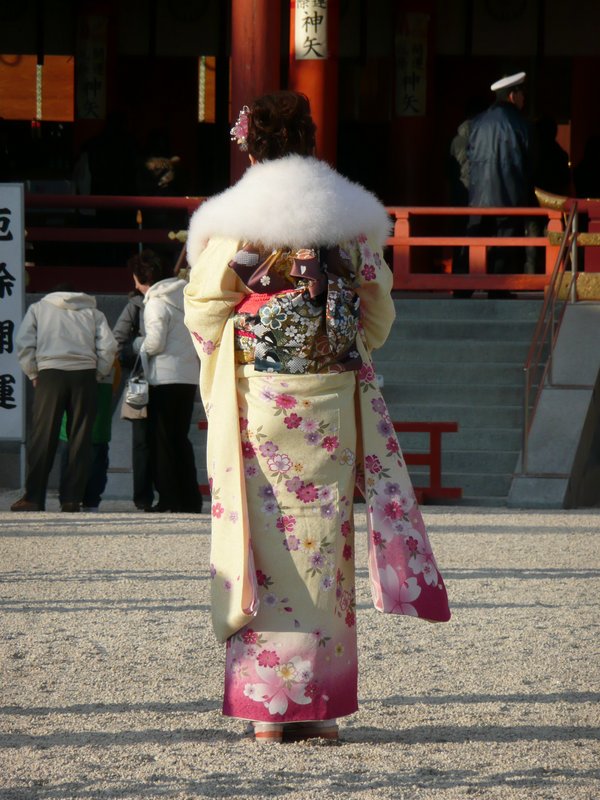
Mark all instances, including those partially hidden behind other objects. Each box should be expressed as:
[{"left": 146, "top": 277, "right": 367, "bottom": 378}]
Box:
[
  {"left": 113, "top": 289, "right": 155, "bottom": 510},
  {"left": 12, "top": 284, "right": 117, "bottom": 512}
]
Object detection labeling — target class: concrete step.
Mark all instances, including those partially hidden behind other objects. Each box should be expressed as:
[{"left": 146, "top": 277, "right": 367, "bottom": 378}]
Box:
[
  {"left": 444, "top": 495, "right": 509, "bottom": 507},
  {"left": 410, "top": 469, "right": 513, "bottom": 498},
  {"left": 375, "top": 339, "right": 532, "bottom": 364},
  {"left": 392, "top": 298, "right": 543, "bottom": 322},
  {"left": 143, "top": 299, "right": 541, "bottom": 510},
  {"left": 385, "top": 402, "right": 523, "bottom": 429},
  {"left": 397, "top": 427, "right": 522, "bottom": 452},
  {"left": 383, "top": 383, "right": 523, "bottom": 406},
  {"left": 374, "top": 361, "right": 526, "bottom": 386},
  {"left": 386, "top": 319, "right": 538, "bottom": 341},
  {"left": 409, "top": 449, "right": 519, "bottom": 474}
]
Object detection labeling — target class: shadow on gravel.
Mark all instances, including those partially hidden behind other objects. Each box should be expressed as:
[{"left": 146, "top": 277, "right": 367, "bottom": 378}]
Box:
[
  {"left": 443, "top": 567, "right": 600, "bottom": 579},
  {"left": 0, "top": 516, "right": 209, "bottom": 538},
  {"left": 0, "top": 726, "right": 235, "bottom": 750},
  {"left": 1, "top": 724, "right": 598, "bottom": 752},
  {"left": 0, "top": 597, "right": 209, "bottom": 613},
  {"left": 372, "top": 690, "right": 600, "bottom": 706},
  {"left": 2, "top": 764, "right": 599, "bottom": 799},
  {"left": 1, "top": 700, "right": 221, "bottom": 716},
  {"left": 345, "top": 724, "right": 600, "bottom": 744},
  {"left": 0, "top": 568, "right": 209, "bottom": 584},
  {"left": 426, "top": 523, "right": 600, "bottom": 535}
]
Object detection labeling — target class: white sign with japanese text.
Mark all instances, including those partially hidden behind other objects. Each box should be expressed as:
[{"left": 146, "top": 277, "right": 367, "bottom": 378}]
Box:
[
  {"left": 295, "top": 0, "right": 328, "bottom": 60},
  {"left": 0, "top": 184, "right": 25, "bottom": 441}
]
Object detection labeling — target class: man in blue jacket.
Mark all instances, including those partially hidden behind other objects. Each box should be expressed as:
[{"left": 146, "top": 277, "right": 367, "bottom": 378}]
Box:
[{"left": 467, "top": 72, "right": 535, "bottom": 295}]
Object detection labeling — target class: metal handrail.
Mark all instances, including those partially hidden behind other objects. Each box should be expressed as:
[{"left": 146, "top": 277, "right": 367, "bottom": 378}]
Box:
[{"left": 521, "top": 203, "right": 578, "bottom": 472}]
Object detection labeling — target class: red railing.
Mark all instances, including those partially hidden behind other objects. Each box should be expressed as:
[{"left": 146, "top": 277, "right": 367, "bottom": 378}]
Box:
[
  {"left": 197, "top": 419, "right": 461, "bottom": 505},
  {"left": 388, "top": 206, "right": 564, "bottom": 292},
  {"left": 25, "top": 193, "right": 202, "bottom": 213},
  {"left": 25, "top": 194, "right": 202, "bottom": 292},
  {"left": 394, "top": 421, "right": 462, "bottom": 503},
  {"left": 24, "top": 194, "right": 568, "bottom": 294}
]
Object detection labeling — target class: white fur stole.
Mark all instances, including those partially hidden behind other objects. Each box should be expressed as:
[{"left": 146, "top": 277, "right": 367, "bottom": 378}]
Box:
[{"left": 186, "top": 155, "right": 391, "bottom": 265}]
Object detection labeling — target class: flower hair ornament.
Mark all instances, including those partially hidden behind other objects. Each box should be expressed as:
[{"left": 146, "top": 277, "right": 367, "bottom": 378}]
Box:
[{"left": 230, "top": 105, "right": 250, "bottom": 151}]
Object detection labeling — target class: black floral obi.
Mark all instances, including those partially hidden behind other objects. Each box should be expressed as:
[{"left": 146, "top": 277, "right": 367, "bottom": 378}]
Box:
[{"left": 230, "top": 244, "right": 362, "bottom": 374}]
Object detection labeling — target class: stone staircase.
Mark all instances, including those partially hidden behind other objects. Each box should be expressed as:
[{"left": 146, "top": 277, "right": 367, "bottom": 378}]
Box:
[
  {"left": 104, "top": 296, "right": 543, "bottom": 508},
  {"left": 374, "top": 297, "right": 543, "bottom": 506}
]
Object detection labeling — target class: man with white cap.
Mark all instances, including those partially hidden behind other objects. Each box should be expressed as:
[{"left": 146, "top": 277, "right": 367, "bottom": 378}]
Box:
[{"left": 466, "top": 71, "right": 535, "bottom": 294}]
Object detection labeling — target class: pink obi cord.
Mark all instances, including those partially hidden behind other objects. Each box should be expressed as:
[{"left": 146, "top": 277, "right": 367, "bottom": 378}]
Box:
[{"left": 235, "top": 289, "right": 298, "bottom": 316}]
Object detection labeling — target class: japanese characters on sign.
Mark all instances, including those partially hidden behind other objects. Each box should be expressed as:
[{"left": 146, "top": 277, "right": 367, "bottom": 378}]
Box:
[
  {"left": 395, "top": 13, "right": 429, "bottom": 117},
  {"left": 295, "top": 0, "right": 328, "bottom": 61},
  {"left": 0, "top": 184, "right": 25, "bottom": 441},
  {"left": 76, "top": 15, "right": 107, "bottom": 120}
]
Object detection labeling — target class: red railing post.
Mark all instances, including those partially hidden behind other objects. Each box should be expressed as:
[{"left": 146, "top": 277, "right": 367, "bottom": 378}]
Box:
[
  {"left": 392, "top": 421, "right": 462, "bottom": 502},
  {"left": 546, "top": 213, "right": 563, "bottom": 275},
  {"left": 392, "top": 209, "right": 410, "bottom": 290},
  {"left": 427, "top": 427, "right": 443, "bottom": 494},
  {"left": 469, "top": 244, "right": 487, "bottom": 274}
]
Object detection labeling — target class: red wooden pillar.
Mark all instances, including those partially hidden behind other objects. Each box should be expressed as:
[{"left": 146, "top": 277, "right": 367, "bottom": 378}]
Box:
[
  {"left": 288, "top": 0, "right": 339, "bottom": 166},
  {"left": 230, "top": 0, "right": 282, "bottom": 184},
  {"left": 570, "top": 57, "right": 600, "bottom": 272},
  {"left": 387, "top": 2, "right": 435, "bottom": 206}
]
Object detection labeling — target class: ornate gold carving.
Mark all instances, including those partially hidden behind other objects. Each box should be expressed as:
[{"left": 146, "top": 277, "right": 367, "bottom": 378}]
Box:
[
  {"left": 577, "top": 233, "right": 600, "bottom": 246},
  {"left": 557, "top": 272, "right": 600, "bottom": 300},
  {"left": 535, "top": 187, "right": 568, "bottom": 211},
  {"left": 548, "top": 231, "right": 564, "bottom": 246}
]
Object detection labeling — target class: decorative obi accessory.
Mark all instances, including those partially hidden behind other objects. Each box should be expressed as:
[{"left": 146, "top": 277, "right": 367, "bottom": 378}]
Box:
[
  {"left": 289, "top": 248, "right": 328, "bottom": 298},
  {"left": 232, "top": 248, "right": 361, "bottom": 375},
  {"left": 235, "top": 290, "right": 297, "bottom": 316},
  {"left": 230, "top": 105, "right": 250, "bottom": 151}
]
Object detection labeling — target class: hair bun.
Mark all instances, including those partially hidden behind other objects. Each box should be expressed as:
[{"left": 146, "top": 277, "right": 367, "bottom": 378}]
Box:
[{"left": 246, "top": 91, "right": 316, "bottom": 162}]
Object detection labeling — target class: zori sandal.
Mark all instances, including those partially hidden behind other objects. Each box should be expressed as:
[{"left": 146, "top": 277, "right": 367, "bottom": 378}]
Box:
[
  {"left": 283, "top": 720, "right": 339, "bottom": 742},
  {"left": 253, "top": 722, "right": 284, "bottom": 743}
]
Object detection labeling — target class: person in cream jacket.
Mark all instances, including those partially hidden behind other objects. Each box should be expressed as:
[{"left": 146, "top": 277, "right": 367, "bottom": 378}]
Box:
[{"left": 13, "top": 286, "right": 117, "bottom": 512}]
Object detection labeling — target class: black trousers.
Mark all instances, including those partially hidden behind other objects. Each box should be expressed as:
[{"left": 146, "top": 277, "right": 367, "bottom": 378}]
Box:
[
  {"left": 131, "top": 417, "right": 154, "bottom": 508},
  {"left": 59, "top": 441, "right": 109, "bottom": 508},
  {"left": 467, "top": 214, "right": 525, "bottom": 274},
  {"left": 25, "top": 369, "right": 97, "bottom": 509},
  {"left": 147, "top": 383, "right": 202, "bottom": 511}
]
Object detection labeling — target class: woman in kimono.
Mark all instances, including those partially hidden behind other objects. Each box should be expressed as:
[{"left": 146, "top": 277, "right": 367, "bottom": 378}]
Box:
[{"left": 184, "top": 91, "right": 450, "bottom": 743}]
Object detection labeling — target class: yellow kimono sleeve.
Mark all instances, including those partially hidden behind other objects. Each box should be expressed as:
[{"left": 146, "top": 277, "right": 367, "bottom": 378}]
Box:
[
  {"left": 183, "top": 235, "right": 247, "bottom": 410},
  {"left": 184, "top": 235, "right": 259, "bottom": 641},
  {"left": 353, "top": 235, "right": 396, "bottom": 351}
]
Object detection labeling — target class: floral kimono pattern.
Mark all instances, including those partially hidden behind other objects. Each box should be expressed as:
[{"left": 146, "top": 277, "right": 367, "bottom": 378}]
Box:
[
  {"left": 184, "top": 232, "right": 451, "bottom": 724},
  {"left": 224, "top": 370, "right": 359, "bottom": 721},
  {"left": 231, "top": 244, "right": 361, "bottom": 374},
  {"left": 355, "top": 345, "right": 451, "bottom": 623}
]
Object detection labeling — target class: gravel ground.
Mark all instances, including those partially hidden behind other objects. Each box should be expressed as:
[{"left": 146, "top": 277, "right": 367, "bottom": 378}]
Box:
[{"left": 1, "top": 490, "right": 599, "bottom": 800}]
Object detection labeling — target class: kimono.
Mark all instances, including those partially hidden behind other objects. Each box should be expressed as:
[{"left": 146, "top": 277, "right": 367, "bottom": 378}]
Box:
[{"left": 184, "top": 155, "right": 450, "bottom": 724}]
